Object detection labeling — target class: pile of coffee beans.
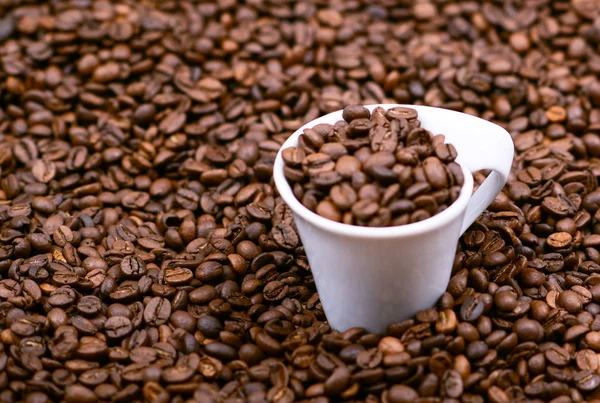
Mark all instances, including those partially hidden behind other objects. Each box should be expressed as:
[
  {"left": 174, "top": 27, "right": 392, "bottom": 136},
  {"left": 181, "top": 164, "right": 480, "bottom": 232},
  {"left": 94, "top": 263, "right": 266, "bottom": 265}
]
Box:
[
  {"left": 1, "top": 0, "right": 600, "bottom": 402},
  {"left": 282, "top": 105, "right": 462, "bottom": 226}
]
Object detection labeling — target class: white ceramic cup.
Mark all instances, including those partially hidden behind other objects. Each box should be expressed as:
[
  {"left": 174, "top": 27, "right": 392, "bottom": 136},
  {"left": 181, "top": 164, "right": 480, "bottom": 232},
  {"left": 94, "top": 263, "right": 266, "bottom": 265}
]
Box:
[{"left": 273, "top": 104, "right": 514, "bottom": 334}]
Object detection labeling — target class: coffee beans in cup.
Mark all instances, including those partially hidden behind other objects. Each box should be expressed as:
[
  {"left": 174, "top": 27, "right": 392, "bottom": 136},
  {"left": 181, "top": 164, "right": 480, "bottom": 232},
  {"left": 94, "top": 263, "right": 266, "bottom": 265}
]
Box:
[{"left": 282, "top": 105, "right": 463, "bottom": 226}]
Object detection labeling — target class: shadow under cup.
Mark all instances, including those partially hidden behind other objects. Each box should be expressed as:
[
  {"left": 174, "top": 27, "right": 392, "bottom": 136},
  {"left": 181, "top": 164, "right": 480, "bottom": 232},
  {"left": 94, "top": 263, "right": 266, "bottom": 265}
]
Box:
[{"left": 273, "top": 104, "right": 513, "bottom": 334}]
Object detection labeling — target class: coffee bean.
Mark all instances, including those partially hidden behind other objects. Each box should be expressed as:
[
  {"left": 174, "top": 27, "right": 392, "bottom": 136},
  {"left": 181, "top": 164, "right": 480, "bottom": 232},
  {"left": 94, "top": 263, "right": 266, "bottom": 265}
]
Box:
[
  {"left": 164, "top": 267, "right": 193, "bottom": 286},
  {"left": 271, "top": 224, "right": 299, "bottom": 250},
  {"left": 197, "top": 315, "right": 223, "bottom": 339},
  {"left": 324, "top": 366, "right": 350, "bottom": 396},
  {"left": 356, "top": 348, "right": 383, "bottom": 369},
  {"left": 256, "top": 331, "right": 282, "bottom": 356},
  {"left": 335, "top": 156, "right": 362, "bottom": 179},
  {"left": 104, "top": 316, "right": 132, "bottom": 338},
  {"left": 557, "top": 290, "right": 583, "bottom": 313},
  {"left": 189, "top": 286, "right": 218, "bottom": 304},
  {"left": 388, "top": 384, "right": 419, "bottom": 403},
  {"left": 434, "top": 143, "right": 458, "bottom": 163},
  {"left": 423, "top": 157, "right": 449, "bottom": 189},
  {"left": 441, "top": 369, "right": 463, "bottom": 398},
  {"left": 31, "top": 160, "right": 56, "bottom": 183},
  {"left": 48, "top": 286, "right": 76, "bottom": 307},
  {"left": 316, "top": 200, "right": 342, "bottom": 222},
  {"left": 343, "top": 105, "right": 371, "bottom": 122},
  {"left": 161, "top": 365, "right": 195, "bottom": 384},
  {"left": 386, "top": 107, "right": 418, "bottom": 121},
  {"left": 64, "top": 384, "right": 97, "bottom": 403},
  {"left": 330, "top": 183, "right": 357, "bottom": 211},
  {"left": 513, "top": 318, "right": 544, "bottom": 342},
  {"left": 303, "top": 153, "right": 335, "bottom": 176},
  {"left": 459, "top": 296, "right": 484, "bottom": 322},
  {"left": 542, "top": 196, "right": 571, "bottom": 217},
  {"left": 77, "top": 296, "right": 102, "bottom": 316},
  {"left": 195, "top": 261, "right": 223, "bottom": 282},
  {"left": 321, "top": 143, "right": 348, "bottom": 160},
  {"left": 205, "top": 342, "right": 238, "bottom": 361},
  {"left": 144, "top": 297, "right": 171, "bottom": 326},
  {"left": 576, "top": 349, "right": 598, "bottom": 371},
  {"left": 282, "top": 147, "right": 305, "bottom": 168},
  {"left": 545, "top": 345, "right": 571, "bottom": 367}
]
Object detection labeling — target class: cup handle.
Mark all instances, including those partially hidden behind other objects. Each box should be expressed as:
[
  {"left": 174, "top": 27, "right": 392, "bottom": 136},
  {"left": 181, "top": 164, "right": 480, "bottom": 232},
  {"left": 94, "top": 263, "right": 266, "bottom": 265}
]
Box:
[{"left": 458, "top": 127, "right": 514, "bottom": 234}]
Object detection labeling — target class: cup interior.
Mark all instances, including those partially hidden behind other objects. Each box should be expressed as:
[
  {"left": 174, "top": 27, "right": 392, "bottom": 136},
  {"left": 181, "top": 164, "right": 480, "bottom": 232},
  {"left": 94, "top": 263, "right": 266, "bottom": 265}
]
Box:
[{"left": 273, "top": 104, "right": 489, "bottom": 239}]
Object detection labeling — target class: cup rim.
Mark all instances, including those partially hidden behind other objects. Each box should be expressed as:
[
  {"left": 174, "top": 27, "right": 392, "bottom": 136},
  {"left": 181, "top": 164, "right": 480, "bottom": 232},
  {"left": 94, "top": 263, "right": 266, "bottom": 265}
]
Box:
[{"left": 273, "top": 104, "right": 485, "bottom": 239}]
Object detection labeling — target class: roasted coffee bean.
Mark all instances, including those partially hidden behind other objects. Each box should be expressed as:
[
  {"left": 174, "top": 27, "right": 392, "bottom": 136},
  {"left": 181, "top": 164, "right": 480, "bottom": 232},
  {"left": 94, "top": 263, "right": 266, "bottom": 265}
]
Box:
[
  {"left": 343, "top": 105, "right": 371, "bottom": 122},
  {"left": 144, "top": 297, "right": 171, "bottom": 326},
  {"left": 120, "top": 255, "right": 147, "bottom": 279},
  {"left": 513, "top": 318, "right": 544, "bottom": 342},
  {"left": 387, "top": 384, "right": 419, "bottom": 403},
  {"left": 104, "top": 316, "right": 133, "bottom": 339}
]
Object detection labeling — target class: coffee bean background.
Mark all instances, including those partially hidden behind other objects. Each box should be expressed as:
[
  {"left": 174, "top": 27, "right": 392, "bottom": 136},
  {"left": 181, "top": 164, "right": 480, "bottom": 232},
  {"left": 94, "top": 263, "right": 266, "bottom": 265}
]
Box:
[{"left": 0, "top": 1, "right": 599, "bottom": 402}]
